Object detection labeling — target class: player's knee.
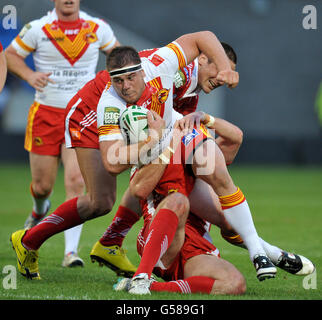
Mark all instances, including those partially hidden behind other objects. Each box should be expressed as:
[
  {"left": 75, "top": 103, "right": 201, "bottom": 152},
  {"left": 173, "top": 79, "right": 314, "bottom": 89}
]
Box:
[
  {"left": 226, "top": 271, "right": 246, "bottom": 295},
  {"left": 65, "top": 171, "right": 85, "bottom": 195},
  {"left": 164, "top": 192, "right": 190, "bottom": 218},
  {"left": 31, "top": 181, "right": 52, "bottom": 198},
  {"left": 90, "top": 193, "right": 116, "bottom": 218}
]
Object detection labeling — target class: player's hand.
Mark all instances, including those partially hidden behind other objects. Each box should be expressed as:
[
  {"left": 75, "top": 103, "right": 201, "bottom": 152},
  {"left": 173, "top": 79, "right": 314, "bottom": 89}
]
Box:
[
  {"left": 26, "top": 72, "right": 55, "bottom": 92},
  {"left": 147, "top": 110, "right": 165, "bottom": 145},
  {"left": 216, "top": 70, "right": 239, "bottom": 89},
  {"left": 175, "top": 111, "right": 205, "bottom": 134}
]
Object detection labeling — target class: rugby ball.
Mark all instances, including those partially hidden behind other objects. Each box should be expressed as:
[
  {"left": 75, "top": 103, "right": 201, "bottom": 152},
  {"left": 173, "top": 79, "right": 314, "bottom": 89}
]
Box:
[{"left": 119, "top": 105, "right": 149, "bottom": 144}]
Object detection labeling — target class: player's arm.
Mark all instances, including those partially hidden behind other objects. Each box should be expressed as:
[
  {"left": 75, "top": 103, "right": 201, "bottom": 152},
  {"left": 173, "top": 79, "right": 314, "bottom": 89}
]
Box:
[
  {"left": 176, "top": 111, "right": 243, "bottom": 164},
  {"left": 0, "top": 46, "right": 7, "bottom": 92},
  {"left": 130, "top": 125, "right": 183, "bottom": 199},
  {"left": 175, "top": 31, "right": 239, "bottom": 88},
  {"left": 100, "top": 110, "right": 165, "bottom": 175},
  {"left": 5, "top": 45, "right": 54, "bottom": 92}
]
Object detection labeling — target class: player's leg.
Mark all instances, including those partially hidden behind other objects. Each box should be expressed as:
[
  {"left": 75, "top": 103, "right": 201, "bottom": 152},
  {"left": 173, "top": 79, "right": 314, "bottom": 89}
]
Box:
[
  {"left": 98, "top": 187, "right": 141, "bottom": 248},
  {"left": 60, "top": 145, "right": 85, "bottom": 267},
  {"left": 128, "top": 192, "right": 189, "bottom": 294},
  {"left": 76, "top": 148, "right": 137, "bottom": 276},
  {"left": 183, "top": 254, "right": 246, "bottom": 295},
  {"left": 24, "top": 152, "right": 59, "bottom": 228},
  {"left": 11, "top": 147, "right": 115, "bottom": 279},
  {"left": 189, "top": 176, "right": 314, "bottom": 276},
  {"left": 191, "top": 139, "right": 276, "bottom": 280}
]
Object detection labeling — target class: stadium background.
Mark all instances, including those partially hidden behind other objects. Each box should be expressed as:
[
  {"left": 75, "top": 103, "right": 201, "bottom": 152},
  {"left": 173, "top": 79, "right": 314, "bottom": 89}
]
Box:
[{"left": 0, "top": 0, "right": 321, "bottom": 301}]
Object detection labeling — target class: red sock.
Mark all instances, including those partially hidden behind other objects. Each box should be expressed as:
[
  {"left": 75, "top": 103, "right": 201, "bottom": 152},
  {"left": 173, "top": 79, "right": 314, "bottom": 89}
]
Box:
[
  {"left": 134, "top": 208, "right": 178, "bottom": 278},
  {"left": 99, "top": 206, "right": 140, "bottom": 247},
  {"left": 22, "top": 197, "right": 82, "bottom": 250},
  {"left": 150, "top": 276, "right": 215, "bottom": 294}
]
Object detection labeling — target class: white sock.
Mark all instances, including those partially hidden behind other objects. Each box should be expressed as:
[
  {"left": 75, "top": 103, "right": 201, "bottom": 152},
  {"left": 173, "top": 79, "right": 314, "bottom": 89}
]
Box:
[
  {"left": 64, "top": 224, "right": 83, "bottom": 255},
  {"left": 259, "top": 238, "right": 282, "bottom": 264},
  {"left": 222, "top": 200, "right": 266, "bottom": 260},
  {"left": 32, "top": 198, "right": 50, "bottom": 216}
]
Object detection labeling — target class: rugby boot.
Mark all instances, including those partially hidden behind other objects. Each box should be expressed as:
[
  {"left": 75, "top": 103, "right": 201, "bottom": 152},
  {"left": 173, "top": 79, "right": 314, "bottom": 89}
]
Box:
[
  {"left": 253, "top": 254, "right": 277, "bottom": 281},
  {"left": 90, "top": 241, "right": 137, "bottom": 277},
  {"left": 24, "top": 200, "right": 51, "bottom": 229},
  {"left": 10, "top": 229, "right": 40, "bottom": 280},
  {"left": 128, "top": 273, "right": 152, "bottom": 295},
  {"left": 113, "top": 277, "right": 131, "bottom": 292},
  {"left": 62, "top": 251, "right": 84, "bottom": 267},
  {"left": 276, "top": 251, "right": 315, "bottom": 275}
]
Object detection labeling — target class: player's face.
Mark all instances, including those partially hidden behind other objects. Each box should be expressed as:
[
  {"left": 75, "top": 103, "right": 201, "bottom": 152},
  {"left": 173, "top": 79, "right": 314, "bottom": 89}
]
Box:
[
  {"left": 54, "top": 0, "right": 80, "bottom": 16},
  {"left": 198, "top": 55, "right": 236, "bottom": 93},
  {"left": 111, "top": 69, "right": 146, "bottom": 104}
]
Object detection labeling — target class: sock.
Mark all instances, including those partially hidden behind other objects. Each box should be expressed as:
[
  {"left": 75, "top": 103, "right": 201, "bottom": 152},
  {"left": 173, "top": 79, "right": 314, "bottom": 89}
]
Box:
[
  {"left": 150, "top": 276, "right": 215, "bottom": 294},
  {"left": 30, "top": 183, "right": 51, "bottom": 219},
  {"left": 219, "top": 187, "right": 266, "bottom": 260},
  {"left": 134, "top": 208, "right": 178, "bottom": 278},
  {"left": 259, "top": 237, "right": 282, "bottom": 264},
  {"left": 100, "top": 206, "right": 140, "bottom": 247},
  {"left": 64, "top": 224, "right": 83, "bottom": 255},
  {"left": 22, "top": 197, "right": 82, "bottom": 250}
]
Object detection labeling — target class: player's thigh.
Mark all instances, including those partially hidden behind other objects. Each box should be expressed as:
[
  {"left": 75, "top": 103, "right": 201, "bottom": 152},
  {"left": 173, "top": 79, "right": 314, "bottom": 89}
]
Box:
[
  {"left": 75, "top": 147, "right": 116, "bottom": 210},
  {"left": 192, "top": 140, "right": 234, "bottom": 194},
  {"left": 61, "top": 144, "right": 84, "bottom": 189},
  {"left": 188, "top": 178, "right": 226, "bottom": 227},
  {"left": 29, "top": 152, "right": 59, "bottom": 192}
]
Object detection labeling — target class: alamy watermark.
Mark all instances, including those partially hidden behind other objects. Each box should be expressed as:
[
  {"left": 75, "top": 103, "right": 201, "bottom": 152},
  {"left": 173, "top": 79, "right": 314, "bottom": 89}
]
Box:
[
  {"left": 302, "top": 269, "right": 317, "bottom": 290},
  {"left": 2, "top": 265, "right": 17, "bottom": 290},
  {"left": 302, "top": 5, "right": 317, "bottom": 29},
  {"left": 1, "top": 5, "right": 17, "bottom": 29}
]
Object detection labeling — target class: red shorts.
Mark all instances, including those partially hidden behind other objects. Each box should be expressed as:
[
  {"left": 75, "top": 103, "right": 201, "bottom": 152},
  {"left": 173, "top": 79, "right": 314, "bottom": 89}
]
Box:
[
  {"left": 137, "top": 215, "right": 220, "bottom": 281},
  {"left": 173, "top": 124, "right": 212, "bottom": 166},
  {"left": 64, "top": 94, "right": 99, "bottom": 149},
  {"left": 24, "top": 102, "right": 66, "bottom": 156}
]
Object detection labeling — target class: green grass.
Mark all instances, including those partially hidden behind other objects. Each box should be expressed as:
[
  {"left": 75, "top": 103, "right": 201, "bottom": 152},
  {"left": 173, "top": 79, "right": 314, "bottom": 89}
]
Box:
[{"left": 0, "top": 163, "right": 321, "bottom": 301}]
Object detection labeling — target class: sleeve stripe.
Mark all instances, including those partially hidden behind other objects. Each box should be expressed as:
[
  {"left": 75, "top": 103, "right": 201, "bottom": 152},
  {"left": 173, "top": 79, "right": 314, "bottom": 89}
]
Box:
[
  {"left": 98, "top": 125, "right": 121, "bottom": 136},
  {"left": 166, "top": 42, "right": 187, "bottom": 69},
  {"left": 15, "top": 36, "right": 35, "bottom": 53},
  {"left": 100, "top": 37, "right": 116, "bottom": 50}
]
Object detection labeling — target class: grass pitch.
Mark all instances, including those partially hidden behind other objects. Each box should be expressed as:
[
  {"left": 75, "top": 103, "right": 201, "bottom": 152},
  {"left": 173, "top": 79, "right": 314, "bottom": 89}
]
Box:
[{"left": 0, "top": 163, "right": 321, "bottom": 301}]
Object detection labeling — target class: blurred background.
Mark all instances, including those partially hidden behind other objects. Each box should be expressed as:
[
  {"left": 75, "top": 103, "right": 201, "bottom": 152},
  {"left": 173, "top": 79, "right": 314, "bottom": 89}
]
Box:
[{"left": 0, "top": 0, "right": 321, "bottom": 164}]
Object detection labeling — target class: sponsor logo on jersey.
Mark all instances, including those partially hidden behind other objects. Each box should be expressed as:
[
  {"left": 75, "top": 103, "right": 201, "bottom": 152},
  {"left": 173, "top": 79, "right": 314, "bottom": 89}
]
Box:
[
  {"left": 104, "top": 107, "right": 120, "bottom": 125},
  {"left": 149, "top": 54, "right": 164, "bottom": 66},
  {"left": 19, "top": 23, "right": 32, "bottom": 39},
  {"left": 182, "top": 128, "right": 199, "bottom": 146},
  {"left": 157, "top": 88, "right": 170, "bottom": 104}
]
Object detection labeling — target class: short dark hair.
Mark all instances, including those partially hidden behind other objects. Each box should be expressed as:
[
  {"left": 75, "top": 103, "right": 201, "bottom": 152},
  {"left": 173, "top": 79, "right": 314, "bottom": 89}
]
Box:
[
  {"left": 106, "top": 46, "right": 141, "bottom": 71},
  {"left": 221, "top": 42, "right": 237, "bottom": 64}
]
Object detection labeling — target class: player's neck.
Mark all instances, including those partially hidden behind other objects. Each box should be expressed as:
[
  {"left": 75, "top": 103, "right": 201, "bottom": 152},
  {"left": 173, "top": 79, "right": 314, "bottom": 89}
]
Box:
[{"left": 56, "top": 10, "right": 79, "bottom": 22}]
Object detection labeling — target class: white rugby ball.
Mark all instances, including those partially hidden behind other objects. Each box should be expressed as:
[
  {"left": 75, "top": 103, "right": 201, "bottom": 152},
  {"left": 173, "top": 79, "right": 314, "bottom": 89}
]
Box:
[{"left": 119, "top": 105, "right": 149, "bottom": 144}]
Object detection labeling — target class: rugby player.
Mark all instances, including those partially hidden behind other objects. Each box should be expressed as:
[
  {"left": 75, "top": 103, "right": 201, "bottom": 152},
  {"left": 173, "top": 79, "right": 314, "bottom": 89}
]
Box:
[{"left": 5, "top": 0, "right": 119, "bottom": 267}]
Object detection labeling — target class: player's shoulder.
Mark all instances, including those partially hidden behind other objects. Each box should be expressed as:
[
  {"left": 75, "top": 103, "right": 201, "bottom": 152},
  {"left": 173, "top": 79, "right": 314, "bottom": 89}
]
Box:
[{"left": 79, "top": 10, "right": 111, "bottom": 27}]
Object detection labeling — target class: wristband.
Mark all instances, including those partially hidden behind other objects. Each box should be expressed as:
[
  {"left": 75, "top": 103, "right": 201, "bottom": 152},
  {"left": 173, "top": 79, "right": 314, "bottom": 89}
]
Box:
[
  {"left": 158, "top": 146, "right": 175, "bottom": 164},
  {"left": 204, "top": 114, "right": 216, "bottom": 128}
]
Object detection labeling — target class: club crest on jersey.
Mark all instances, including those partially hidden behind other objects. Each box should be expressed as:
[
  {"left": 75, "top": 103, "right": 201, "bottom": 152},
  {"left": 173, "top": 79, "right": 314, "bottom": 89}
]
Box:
[
  {"left": 182, "top": 128, "right": 199, "bottom": 146},
  {"left": 149, "top": 54, "right": 164, "bottom": 66},
  {"left": 104, "top": 107, "right": 120, "bottom": 125},
  {"left": 157, "top": 88, "right": 170, "bottom": 104},
  {"left": 33, "top": 137, "right": 43, "bottom": 146},
  {"left": 85, "top": 32, "right": 97, "bottom": 43}
]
